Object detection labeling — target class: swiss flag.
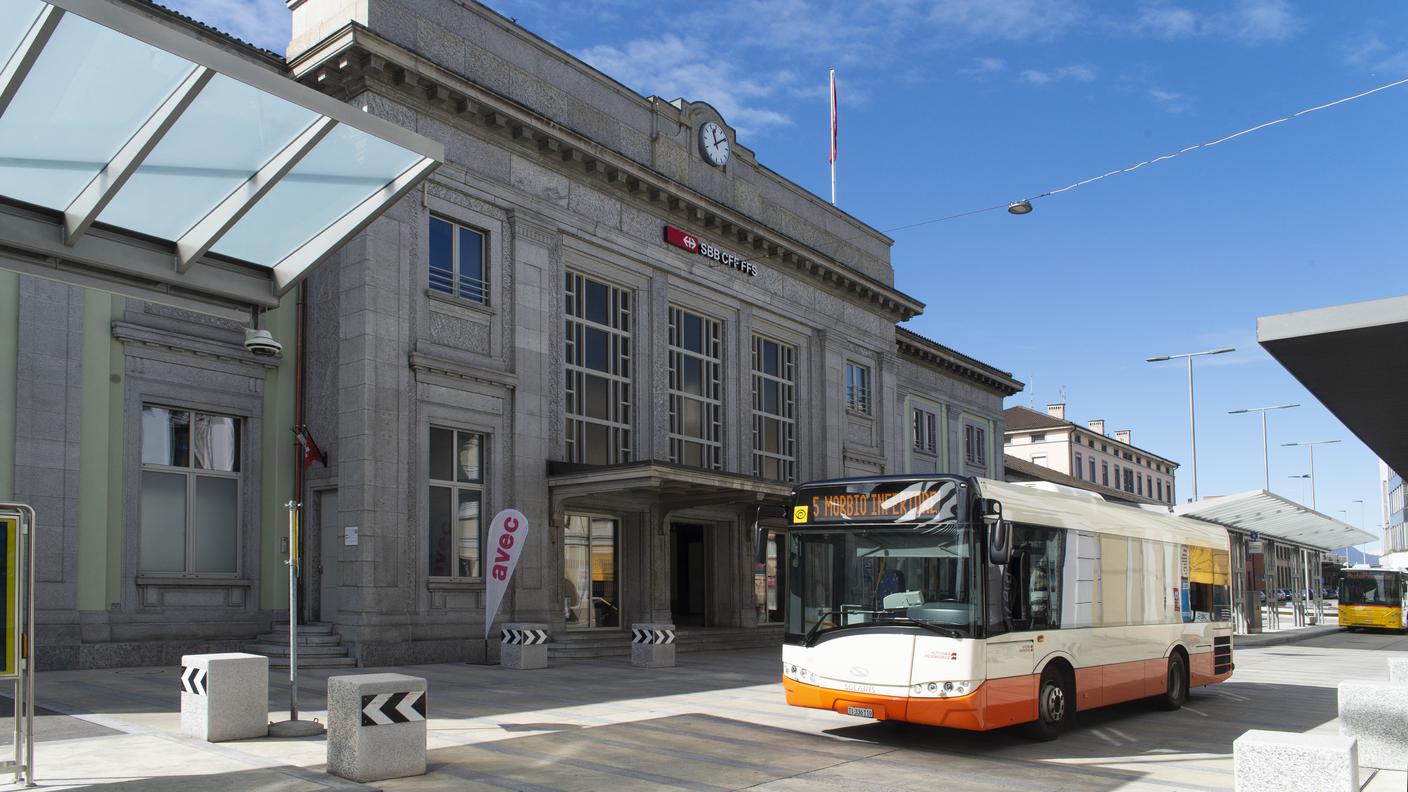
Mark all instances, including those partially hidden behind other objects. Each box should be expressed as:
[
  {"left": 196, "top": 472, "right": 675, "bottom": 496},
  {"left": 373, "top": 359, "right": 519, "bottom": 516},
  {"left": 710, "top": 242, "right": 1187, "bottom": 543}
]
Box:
[{"left": 294, "top": 426, "right": 326, "bottom": 470}]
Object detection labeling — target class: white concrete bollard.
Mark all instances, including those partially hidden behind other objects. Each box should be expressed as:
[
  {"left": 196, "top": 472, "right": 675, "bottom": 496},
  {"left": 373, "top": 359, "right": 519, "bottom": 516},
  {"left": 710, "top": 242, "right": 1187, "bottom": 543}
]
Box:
[
  {"left": 179, "top": 652, "right": 269, "bottom": 742},
  {"left": 327, "top": 673, "right": 427, "bottom": 783},
  {"left": 631, "top": 623, "right": 676, "bottom": 668},
  {"left": 500, "top": 622, "right": 548, "bottom": 669},
  {"left": 1233, "top": 730, "right": 1357, "bottom": 792},
  {"left": 1339, "top": 680, "right": 1408, "bottom": 770},
  {"left": 1387, "top": 657, "right": 1408, "bottom": 684}
]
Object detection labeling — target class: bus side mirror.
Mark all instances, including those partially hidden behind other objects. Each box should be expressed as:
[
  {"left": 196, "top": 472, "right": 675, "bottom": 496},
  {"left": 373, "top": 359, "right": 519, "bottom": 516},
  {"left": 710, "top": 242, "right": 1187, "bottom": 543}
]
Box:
[{"left": 988, "top": 520, "right": 1012, "bottom": 566}]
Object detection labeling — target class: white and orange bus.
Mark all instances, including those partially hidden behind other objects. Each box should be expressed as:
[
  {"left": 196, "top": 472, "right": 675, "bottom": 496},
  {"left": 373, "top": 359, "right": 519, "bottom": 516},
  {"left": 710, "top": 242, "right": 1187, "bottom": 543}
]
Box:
[{"left": 776, "top": 475, "right": 1233, "bottom": 739}]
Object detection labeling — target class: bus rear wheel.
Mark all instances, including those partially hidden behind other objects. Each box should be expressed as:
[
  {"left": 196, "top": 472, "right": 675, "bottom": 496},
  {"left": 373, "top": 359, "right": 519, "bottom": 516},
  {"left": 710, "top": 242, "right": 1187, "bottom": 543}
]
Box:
[
  {"left": 1156, "top": 652, "right": 1188, "bottom": 711},
  {"left": 1027, "top": 667, "right": 1072, "bottom": 741}
]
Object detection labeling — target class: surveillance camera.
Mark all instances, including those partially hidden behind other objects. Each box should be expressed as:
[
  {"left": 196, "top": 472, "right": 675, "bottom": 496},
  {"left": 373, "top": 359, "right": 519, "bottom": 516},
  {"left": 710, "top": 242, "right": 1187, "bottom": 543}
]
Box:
[{"left": 244, "top": 328, "right": 282, "bottom": 357}]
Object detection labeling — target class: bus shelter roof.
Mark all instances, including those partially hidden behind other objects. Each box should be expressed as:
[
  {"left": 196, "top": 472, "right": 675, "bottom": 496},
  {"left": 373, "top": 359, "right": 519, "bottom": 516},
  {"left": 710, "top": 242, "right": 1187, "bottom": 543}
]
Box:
[
  {"left": 1174, "top": 490, "right": 1375, "bottom": 551},
  {"left": 0, "top": 0, "right": 442, "bottom": 319}
]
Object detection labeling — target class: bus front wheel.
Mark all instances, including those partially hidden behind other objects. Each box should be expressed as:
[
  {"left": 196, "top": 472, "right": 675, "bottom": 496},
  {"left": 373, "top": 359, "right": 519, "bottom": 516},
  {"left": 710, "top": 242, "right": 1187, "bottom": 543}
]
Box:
[
  {"left": 1027, "top": 667, "right": 1072, "bottom": 741},
  {"left": 1156, "top": 652, "right": 1188, "bottom": 711}
]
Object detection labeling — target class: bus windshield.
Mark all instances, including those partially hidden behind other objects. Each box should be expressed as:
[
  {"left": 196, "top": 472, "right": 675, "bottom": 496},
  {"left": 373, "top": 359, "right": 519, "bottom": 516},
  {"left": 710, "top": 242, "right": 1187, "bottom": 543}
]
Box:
[
  {"left": 1341, "top": 571, "right": 1402, "bottom": 606},
  {"left": 785, "top": 523, "right": 976, "bottom": 644}
]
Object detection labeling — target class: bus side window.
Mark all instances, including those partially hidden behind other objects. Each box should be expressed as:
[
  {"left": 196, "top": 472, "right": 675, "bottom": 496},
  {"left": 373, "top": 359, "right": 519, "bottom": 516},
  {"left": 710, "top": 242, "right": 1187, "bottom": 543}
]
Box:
[{"left": 1007, "top": 524, "right": 1065, "bottom": 632}]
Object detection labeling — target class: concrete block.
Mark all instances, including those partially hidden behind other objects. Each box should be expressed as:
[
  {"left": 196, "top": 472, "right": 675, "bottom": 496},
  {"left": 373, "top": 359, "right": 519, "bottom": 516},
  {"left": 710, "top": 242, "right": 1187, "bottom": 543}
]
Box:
[
  {"left": 631, "top": 623, "right": 676, "bottom": 668},
  {"left": 179, "top": 652, "right": 268, "bottom": 742},
  {"left": 501, "top": 623, "right": 548, "bottom": 669},
  {"left": 1388, "top": 657, "right": 1408, "bottom": 684},
  {"left": 327, "top": 673, "right": 427, "bottom": 783},
  {"left": 1339, "top": 680, "right": 1408, "bottom": 770},
  {"left": 1233, "top": 730, "right": 1357, "bottom": 791}
]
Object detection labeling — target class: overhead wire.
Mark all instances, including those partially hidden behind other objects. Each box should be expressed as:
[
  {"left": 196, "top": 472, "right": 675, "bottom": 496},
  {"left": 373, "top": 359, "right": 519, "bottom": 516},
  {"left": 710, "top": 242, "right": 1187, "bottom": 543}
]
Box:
[{"left": 873, "top": 75, "right": 1408, "bottom": 237}]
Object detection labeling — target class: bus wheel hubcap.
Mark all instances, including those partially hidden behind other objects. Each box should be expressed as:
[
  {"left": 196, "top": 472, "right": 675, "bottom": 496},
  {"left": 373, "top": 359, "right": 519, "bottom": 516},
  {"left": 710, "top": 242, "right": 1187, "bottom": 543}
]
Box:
[{"left": 1046, "top": 686, "right": 1065, "bottom": 721}]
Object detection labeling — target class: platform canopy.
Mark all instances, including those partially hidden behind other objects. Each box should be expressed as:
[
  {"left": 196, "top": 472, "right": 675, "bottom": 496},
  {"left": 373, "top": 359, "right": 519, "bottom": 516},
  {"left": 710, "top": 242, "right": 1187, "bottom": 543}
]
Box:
[
  {"left": 1175, "top": 490, "right": 1376, "bottom": 551},
  {"left": 0, "top": 0, "right": 442, "bottom": 319},
  {"left": 1258, "top": 295, "right": 1408, "bottom": 476}
]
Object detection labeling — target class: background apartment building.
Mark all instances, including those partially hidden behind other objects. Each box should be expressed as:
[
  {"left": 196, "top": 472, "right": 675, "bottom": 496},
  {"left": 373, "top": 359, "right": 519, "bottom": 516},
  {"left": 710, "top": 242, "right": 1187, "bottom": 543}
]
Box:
[{"left": 1004, "top": 404, "right": 1178, "bottom": 505}]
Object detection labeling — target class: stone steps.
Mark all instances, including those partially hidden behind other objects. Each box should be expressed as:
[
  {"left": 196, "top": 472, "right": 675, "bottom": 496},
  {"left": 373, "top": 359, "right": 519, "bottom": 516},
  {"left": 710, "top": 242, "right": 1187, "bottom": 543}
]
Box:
[
  {"left": 547, "top": 627, "right": 783, "bottom": 660},
  {"left": 246, "top": 622, "right": 355, "bottom": 669}
]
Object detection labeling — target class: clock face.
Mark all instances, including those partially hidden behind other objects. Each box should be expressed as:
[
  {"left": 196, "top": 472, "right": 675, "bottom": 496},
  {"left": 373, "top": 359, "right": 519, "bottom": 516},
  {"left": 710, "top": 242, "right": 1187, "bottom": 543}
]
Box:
[{"left": 699, "top": 121, "right": 730, "bottom": 167}]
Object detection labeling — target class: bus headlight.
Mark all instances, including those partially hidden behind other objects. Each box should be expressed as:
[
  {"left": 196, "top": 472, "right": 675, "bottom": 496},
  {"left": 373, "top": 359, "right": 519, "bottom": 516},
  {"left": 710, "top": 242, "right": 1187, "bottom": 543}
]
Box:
[
  {"left": 785, "top": 664, "right": 817, "bottom": 684},
  {"left": 910, "top": 680, "right": 978, "bottom": 698}
]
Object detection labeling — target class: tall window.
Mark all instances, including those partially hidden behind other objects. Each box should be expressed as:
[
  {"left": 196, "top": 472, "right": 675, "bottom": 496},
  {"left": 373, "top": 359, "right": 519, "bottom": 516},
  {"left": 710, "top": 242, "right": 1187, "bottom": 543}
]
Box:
[
  {"left": 1137, "top": 472, "right": 1143, "bottom": 496},
  {"left": 845, "top": 362, "right": 870, "bottom": 413},
  {"left": 912, "top": 407, "right": 937, "bottom": 453},
  {"left": 428, "top": 428, "right": 484, "bottom": 578},
  {"left": 1074, "top": 453, "right": 1083, "bottom": 479},
  {"left": 1102, "top": 461, "right": 1109, "bottom": 486},
  {"left": 964, "top": 423, "right": 987, "bottom": 465},
  {"left": 1089, "top": 459, "right": 1096, "bottom": 481},
  {"left": 565, "top": 272, "right": 632, "bottom": 464},
  {"left": 428, "top": 216, "right": 487, "bottom": 304},
  {"left": 1124, "top": 468, "right": 1134, "bottom": 492},
  {"left": 668, "top": 307, "right": 722, "bottom": 469},
  {"left": 752, "top": 336, "right": 796, "bottom": 481},
  {"left": 1157, "top": 479, "right": 1163, "bottom": 502},
  {"left": 139, "top": 406, "right": 240, "bottom": 575}
]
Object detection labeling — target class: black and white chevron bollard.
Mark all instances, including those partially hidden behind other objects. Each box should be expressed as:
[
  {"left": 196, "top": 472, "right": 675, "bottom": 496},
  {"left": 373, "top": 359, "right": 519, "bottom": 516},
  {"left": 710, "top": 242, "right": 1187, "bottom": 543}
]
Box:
[
  {"left": 500, "top": 622, "right": 549, "bottom": 669},
  {"left": 630, "top": 623, "right": 677, "bottom": 668},
  {"left": 328, "top": 673, "right": 428, "bottom": 783},
  {"left": 179, "top": 652, "right": 269, "bottom": 743}
]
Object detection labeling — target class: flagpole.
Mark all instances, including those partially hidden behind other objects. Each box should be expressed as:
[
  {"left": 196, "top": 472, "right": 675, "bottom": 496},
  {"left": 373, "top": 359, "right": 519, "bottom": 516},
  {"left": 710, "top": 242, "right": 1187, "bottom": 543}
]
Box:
[{"left": 829, "top": 69, "right": 836, "bottom": 206}]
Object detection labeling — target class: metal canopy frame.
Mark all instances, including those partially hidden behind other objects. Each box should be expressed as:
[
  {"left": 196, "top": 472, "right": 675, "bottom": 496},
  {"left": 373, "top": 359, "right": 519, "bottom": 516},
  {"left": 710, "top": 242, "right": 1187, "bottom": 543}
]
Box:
[
  {"left": 1175, "top": 489, "right": 1376, "bottom": 551},
  {"left": 0, "top": 0, "right": 443, "bottom": 313}
]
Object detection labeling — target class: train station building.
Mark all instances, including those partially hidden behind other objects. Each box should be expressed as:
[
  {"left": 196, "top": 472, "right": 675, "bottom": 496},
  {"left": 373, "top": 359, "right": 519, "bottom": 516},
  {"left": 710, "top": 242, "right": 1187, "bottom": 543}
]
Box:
[{"left": 0, "top": 0, "right": 1021, "bottom": 668}]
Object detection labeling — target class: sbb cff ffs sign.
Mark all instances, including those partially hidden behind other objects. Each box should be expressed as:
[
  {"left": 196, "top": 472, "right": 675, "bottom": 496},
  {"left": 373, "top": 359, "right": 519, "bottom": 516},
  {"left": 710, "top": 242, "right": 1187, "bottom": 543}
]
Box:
[{"left": 663, "top": 226, "right": 757, "bottom": 277}]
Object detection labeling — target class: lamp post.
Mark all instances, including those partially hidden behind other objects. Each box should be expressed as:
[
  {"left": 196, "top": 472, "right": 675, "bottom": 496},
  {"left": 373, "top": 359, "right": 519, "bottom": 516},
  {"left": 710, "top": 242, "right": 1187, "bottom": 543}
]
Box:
[
  {"left": 1146, "top": 347, "right": 1235, "bottom": 502},
  {"left": 1280, "top": 440, "right": 1341, "bottom": 511},
  {"left": 1228, "top": 403, "right": 1299, "bottom": 491}
]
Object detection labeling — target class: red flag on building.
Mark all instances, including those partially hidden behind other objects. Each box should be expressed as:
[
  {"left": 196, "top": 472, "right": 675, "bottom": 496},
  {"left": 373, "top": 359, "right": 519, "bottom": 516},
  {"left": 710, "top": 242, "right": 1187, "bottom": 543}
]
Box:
[
  {"left": 829, "top": 69, "right": 838, "bottom": 166},
  {"left": 294, "top": 426, "right": 326, "bottom": 469}
]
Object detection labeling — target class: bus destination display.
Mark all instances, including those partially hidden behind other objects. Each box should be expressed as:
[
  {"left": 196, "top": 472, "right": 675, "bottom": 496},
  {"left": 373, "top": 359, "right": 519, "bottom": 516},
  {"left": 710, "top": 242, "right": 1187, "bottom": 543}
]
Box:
[{"left": 792, "top": 481, "right": 959, "bottom": 525}]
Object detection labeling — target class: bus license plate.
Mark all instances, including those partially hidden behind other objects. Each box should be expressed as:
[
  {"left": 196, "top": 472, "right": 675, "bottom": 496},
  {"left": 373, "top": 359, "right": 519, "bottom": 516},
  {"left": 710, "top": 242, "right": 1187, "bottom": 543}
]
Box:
[{"left": 845, "top": 706, "right": 874, "bottom": 718}]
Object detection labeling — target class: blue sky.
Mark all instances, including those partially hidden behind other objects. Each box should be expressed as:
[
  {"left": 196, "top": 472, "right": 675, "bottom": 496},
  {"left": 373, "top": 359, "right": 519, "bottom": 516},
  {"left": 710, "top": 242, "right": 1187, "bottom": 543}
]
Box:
[{"left": 176, "top": 0, "right": 1407, "bottom": 546}]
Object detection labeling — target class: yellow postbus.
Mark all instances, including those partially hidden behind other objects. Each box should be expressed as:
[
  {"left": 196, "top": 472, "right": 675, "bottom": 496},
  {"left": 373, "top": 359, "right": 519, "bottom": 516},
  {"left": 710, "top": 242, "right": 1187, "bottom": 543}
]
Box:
[{"left": 1338, "top": 567, "right": 1408, "bottom": 631}]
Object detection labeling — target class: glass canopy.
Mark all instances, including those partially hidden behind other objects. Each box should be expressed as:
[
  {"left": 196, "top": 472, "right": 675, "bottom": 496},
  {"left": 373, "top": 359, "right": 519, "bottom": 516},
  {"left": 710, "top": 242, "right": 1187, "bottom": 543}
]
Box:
[{"left": 0, "top": 0, "right": 441, "bottom": 304}]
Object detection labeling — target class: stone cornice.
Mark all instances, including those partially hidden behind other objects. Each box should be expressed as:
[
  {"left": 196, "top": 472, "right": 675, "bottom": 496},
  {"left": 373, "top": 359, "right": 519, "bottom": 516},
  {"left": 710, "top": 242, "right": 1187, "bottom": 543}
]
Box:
[
  {"left": 287, "top": 24, "right": 923, "bottom": 322},
  {"left": 896, "top": 328, "right": 1023, "bottom": 397},
  {"left": 112, "top": 320, "right": 280, "bottom": 370},
  {"left": 409, "top": 349, "right": 517, "bottom": 390}
]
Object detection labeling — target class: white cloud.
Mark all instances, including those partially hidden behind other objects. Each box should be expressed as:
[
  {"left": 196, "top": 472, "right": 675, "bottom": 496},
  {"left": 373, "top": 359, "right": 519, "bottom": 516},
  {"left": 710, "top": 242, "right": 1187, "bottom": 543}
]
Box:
[
  {"left": 1019, "top": 64, "right": 1096, "bottom": 86},
  {"left": 1343, "top": 31, "right": 1408, "bottom": 76},
  {"left": 160, "top": 0, "right": 291, "bottom": 52},
  {"left": 960, "top": 57, "right": 1007, "bottom": 78},
  {"left": 576, "top": 35, "right": 794, "bottom": 136},
  {"left": 927, "top": 0, "right": 1087, "bottom": 42},
  {"left": 1148, "top": 87, "right": 1190, "bottom": 113},
  {"left": 1119, "top": 0, "right": 1300, "bottom": 45}
]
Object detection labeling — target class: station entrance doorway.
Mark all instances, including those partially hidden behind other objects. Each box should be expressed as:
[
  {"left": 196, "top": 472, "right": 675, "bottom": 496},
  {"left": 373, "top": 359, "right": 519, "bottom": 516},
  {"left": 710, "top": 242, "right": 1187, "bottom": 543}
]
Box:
[{"left": 671, "top": 523, "right": 710, "bottom": 627}]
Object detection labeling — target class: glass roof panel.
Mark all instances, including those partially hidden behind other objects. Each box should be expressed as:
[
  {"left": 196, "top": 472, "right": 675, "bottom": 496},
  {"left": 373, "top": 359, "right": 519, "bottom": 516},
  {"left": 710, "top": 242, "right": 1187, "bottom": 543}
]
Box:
[
  {"left": 99, "top": 73, "right": 320, "bottom": 240},
  {"left": 0, "top": 13, "right": 195, "bottom": 211},
  {"left": 0, "top": 1, "right": 45, "bottom": 67},
  {"left": 214, "top": 124, "right": 421, "bottom": 266}
]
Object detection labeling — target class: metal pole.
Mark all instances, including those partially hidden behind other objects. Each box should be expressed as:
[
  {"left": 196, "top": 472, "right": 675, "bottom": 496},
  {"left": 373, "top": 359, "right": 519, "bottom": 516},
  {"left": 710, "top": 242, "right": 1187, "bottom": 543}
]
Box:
[
  {"left": 1267, "top": 408, "right": 1278, "bottom": 490},
  {"left": 286, "top": 500, "right": 299, "bottom": 722},
  {"left": 1187, "top": 355, "right": 1198, "bottom": 502},
  {"left": 1309, "top": 446, "right": 1317, "bottom": 511},
  {"left": 23, "top": 506, "right": 33, "bottom": 788}
]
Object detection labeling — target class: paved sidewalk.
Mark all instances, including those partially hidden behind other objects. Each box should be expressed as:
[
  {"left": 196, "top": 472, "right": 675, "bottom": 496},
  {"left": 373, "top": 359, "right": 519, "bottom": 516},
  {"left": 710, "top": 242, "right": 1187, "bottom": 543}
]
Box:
[{"left": 0, "top": 634, "right": 1403, "bottom": 791}]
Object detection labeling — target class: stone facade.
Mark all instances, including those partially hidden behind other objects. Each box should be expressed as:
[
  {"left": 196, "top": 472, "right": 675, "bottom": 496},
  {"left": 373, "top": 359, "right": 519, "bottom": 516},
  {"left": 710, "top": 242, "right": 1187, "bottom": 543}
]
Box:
[{"left": 285, "top": 0, "right": 1019, "bottom": 665}]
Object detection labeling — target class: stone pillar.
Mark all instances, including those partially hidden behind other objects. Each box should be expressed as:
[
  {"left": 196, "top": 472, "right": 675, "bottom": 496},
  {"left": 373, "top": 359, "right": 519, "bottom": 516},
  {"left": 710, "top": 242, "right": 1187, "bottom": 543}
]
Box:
[
  {"left": 1339, "top": 680, "right": 1408, "bottom": 770},
  {"left": 631, "top": 623, "right": 676, "bottom": 668},
  {"left": 327, "top": 673, "right": 427, "bottom": 783},
  {"left": 501, "top": 623, "right": 548, "bottom": 669},
  {"left": 179, "top": 653, "right": 269, "bottom": 742},
  {"left": 1233, "top": 730, "right": 1357, "bottom": 792}
]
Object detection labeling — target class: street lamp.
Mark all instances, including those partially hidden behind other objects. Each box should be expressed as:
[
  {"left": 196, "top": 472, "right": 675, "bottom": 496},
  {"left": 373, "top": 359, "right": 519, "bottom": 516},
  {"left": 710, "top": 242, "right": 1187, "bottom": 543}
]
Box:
[
  {"left": 1287, "top": 473, "right": 1310, "bottom": 504},
  {"left": 1146, "top": 347, "right": 1235, "bottom": 502},
  {"left": 1228, "top": 403, "right": 1299, "bottom": 491},
  {"left": 1008, "top": 200, "right": 1033, "bottom": 215},
  {"left": 1280, "top": 440, "right": 1341, "bottom": 511}
]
